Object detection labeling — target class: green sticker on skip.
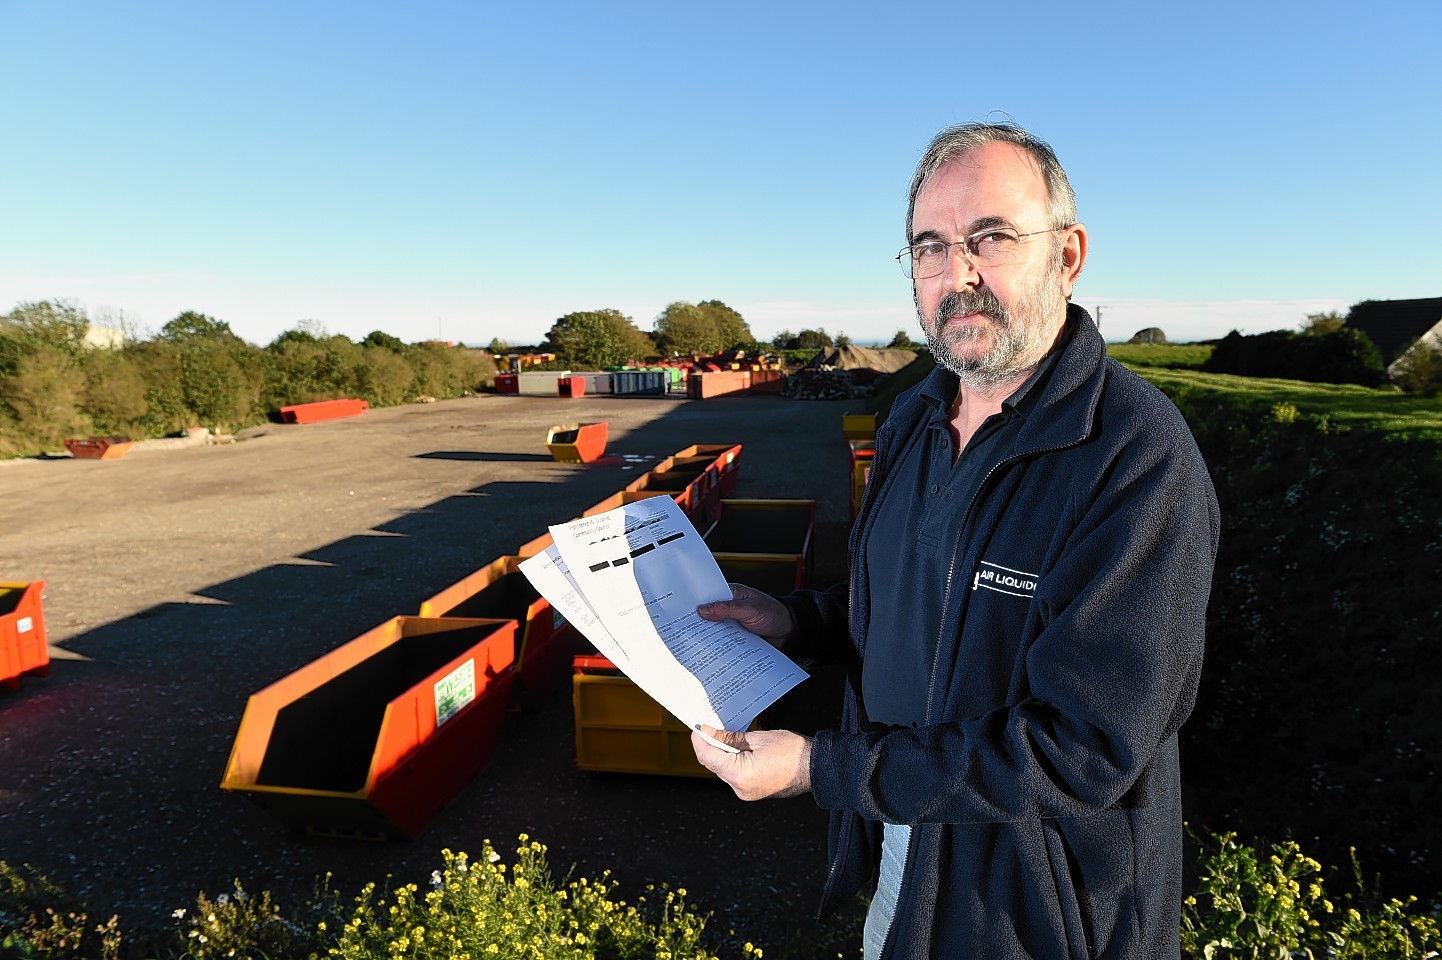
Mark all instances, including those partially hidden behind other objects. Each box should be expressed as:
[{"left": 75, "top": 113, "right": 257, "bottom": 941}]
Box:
[{"left": 435, "top": 658, "right": 476, "bottom": 727}]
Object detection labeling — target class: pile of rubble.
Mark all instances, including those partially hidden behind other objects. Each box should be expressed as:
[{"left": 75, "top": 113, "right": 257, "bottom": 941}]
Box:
[{"left": 782, "top": 366, "right": 874, "bottom": 400}]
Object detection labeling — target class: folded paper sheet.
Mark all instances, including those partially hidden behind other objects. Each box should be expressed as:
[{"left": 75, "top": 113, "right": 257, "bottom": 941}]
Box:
[{"left": 520, "top": 496, "right": 806, "bottom": 754}]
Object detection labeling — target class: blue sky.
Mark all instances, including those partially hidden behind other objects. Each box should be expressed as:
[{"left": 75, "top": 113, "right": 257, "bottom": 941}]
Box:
[{"left": 2, "top": 1, "right": 1438, "bottom": 347}]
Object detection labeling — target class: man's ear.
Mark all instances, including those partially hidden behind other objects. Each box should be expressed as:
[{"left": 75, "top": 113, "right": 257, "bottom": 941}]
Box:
[{"left": 1060, "top": 223, "right": 1088, "bottom": 298}]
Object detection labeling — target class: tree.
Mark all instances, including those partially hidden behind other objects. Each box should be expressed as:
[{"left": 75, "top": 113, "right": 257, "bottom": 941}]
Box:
[
  {"left": 835, "top": 331, "right": 852, "bottom": 348},
  {"left": 1299, "top": 311, "right": 1345, "bottom": 336},
  {"left": 487, "top": 337, "right": 510, "bottom": 355},
  {"left": 697, "top": 300, "right": 751, "bottom": 350},
  {"left": 544, "top": 309, "right": 655, "bottom": 369},
  {"left": 153, "top": 311, "right": 258, "bottom": 428},
  {"left": 653, "top": 300, "right": 753, "bottom": 355},
  {"left": 160, "top": 310, "right": 241, "bottom": 344},
  {"left": 781, "top": 328, "right": 833, "bottom": 350},
  {"left": 362, "top": 330, "right": 406, "bottom": 352},
  {"left": 0, "top": 299, "right": 91, "bottom": 374},
  {"left": 888, "top": 329, "right": 921, "bottom": 349},
  {"left": 654, "top": 302, "right": 716, "bottom": 355},
  {"left": 268, "top": 328, "right": 318, "bottom": 349}
]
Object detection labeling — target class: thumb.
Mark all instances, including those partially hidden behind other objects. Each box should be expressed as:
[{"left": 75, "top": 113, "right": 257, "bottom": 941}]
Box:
[
  {"left": 697, "top": 723, "right": 751, "bottom": 752},
  {"left": 696, "top": 600, "right": 730, "bottom": 621}
]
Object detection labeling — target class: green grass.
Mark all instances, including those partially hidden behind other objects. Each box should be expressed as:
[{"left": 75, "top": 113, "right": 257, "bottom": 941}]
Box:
[
  {"left": 1126, "top": 366, "right": 1442, "bottom": 443},
  {"left": 873, "top": 344, "right": 1442, "bottom": 443},
  {"left": 1105, "top": 341, "right": 1213, "bottom": 369}
]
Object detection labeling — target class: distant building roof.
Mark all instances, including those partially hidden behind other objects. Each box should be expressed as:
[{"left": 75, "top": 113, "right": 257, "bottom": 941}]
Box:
[
  {"left": 1346, "top": 297, "right": 1442, "bottom": 363},
  {"left": 1387, "top": 316, "right": 1442, "bottom": 377},
  {"left": 83, "top": 325, "right": 125, "bottom": 349}
]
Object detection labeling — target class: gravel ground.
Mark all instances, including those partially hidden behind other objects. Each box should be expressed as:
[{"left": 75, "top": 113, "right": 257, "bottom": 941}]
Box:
[{"left": 0, "top": 391, "right": 868, "bottom": 957}]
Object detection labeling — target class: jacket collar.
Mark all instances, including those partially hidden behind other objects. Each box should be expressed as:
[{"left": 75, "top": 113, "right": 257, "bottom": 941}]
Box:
[{"left": 1018, "top": 302, "right": 1106, "bottom": 454}]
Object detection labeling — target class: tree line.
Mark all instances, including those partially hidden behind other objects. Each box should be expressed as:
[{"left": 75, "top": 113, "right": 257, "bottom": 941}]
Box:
[
  {"left": 533, "top": 299, "right": 918, "bottom": 369},
  {"left": 1202, "top": 309, "right": 1442, "bottom": 394},
  {"left": 0, "top": 300, "right": 495, "bottom": 458},
  {"left": 0, "top": 296, "right": 919, "bottom": 458}
]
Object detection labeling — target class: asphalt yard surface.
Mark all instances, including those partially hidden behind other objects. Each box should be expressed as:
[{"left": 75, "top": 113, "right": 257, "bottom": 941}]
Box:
[{"left": 0, "top": 390, "right": 866, "bottom": 956}]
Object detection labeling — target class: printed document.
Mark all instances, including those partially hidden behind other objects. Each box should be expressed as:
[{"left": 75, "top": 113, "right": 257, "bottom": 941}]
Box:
[{"left": 519, "top": 496, "right": 806, "bottom": 753}]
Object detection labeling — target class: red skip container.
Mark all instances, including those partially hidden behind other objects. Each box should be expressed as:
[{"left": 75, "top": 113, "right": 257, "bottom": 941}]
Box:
[
  {"left": 221, "top": 615, "right": 516, "bottom": 839},
  {"left": 1, "top": 580, "right": 49, "bottom": 691}
]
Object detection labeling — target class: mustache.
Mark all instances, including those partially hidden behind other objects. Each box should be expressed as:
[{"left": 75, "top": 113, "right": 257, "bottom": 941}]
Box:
[{"left": 933, "top": 289, "right": 1009, "bottom": 327}]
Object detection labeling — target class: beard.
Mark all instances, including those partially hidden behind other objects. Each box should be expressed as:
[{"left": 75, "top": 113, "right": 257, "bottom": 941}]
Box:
[{"left": 919, "top": 267, "right": 1067, "bottom": 394}]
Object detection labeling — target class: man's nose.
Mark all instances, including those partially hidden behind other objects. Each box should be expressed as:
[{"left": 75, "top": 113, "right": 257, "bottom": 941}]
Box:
[{"left": 942, "top": 243, "right": 981, "bottom": 288}]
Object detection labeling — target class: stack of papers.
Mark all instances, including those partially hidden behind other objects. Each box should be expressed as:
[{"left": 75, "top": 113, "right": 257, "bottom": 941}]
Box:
[{"left": 519, "top": 496, "right": 806, "bottom": 754}]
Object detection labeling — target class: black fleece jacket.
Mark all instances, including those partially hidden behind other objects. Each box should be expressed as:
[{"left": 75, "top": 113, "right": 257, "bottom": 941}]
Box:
[{"left": 782, "top": 305, "right": 1220, "bottom": 960}]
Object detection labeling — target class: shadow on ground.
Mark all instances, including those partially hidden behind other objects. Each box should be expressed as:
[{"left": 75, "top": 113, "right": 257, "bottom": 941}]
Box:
[{"left": 0, "top": 394, "right": 865, "bottom": 958}]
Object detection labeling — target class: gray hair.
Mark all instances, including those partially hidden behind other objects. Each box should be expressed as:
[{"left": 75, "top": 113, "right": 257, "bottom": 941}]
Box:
[{"left": 905, "top": 122, "right": 1077, "bottom": 241}]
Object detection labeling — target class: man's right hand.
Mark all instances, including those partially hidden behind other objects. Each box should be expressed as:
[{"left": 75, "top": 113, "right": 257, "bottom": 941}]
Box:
[{"left": 697, "top": 582, "right": 795, "bottom": 644}]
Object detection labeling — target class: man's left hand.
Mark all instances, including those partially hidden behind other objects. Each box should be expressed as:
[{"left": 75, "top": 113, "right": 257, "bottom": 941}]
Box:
[{"left": 691, "top": 725, "right": 813, "bottom": 801}]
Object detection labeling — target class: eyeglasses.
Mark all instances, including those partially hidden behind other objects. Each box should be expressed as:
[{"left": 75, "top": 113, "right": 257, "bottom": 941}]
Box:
[{"left": 895, "top": 225, "right": 1068, "bottom": 280}]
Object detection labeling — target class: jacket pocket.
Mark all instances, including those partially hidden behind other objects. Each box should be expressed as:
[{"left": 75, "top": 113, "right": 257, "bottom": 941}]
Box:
[
  {"left": 1042, "top": 813, "right": 1143, "bottom": 960},
  {"left": 1041, "top": 818, "right": 1092, "bottom": 960}
]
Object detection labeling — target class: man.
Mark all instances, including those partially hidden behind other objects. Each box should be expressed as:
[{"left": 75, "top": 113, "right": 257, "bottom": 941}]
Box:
[{"left": 692, "top": 122, "right": 1219, "bottom": 960}]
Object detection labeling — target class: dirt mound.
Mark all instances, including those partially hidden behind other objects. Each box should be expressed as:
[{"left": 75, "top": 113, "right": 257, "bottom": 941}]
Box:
[{"left": 804, "top": 345, "right": 919, "bottom": 375}]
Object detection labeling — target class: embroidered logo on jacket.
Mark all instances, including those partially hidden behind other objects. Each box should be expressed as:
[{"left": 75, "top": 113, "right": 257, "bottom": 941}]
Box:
[{"left": 972, "top": 560, "right": 1038, "bottom": 598}]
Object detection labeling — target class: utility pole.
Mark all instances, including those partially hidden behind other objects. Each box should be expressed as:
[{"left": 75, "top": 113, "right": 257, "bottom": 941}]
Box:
[{"left": 1095, "top": 305, "right": 1109, "bottom": 334}]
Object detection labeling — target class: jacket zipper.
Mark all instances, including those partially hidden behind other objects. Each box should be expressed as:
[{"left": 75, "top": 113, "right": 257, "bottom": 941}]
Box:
[{"left": 922, "top": 438, "right": 1080, "bottom": 726}]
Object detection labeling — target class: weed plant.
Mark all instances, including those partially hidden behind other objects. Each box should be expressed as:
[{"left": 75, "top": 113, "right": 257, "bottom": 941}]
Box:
[
  {"left": 6, "top": 832, "right": 1439, "bottom": 959},
  {"left": 1182, "top": 832, "right": 1441, "bottom": 959},
  {"left": 1, "top": 836, "right": 768, "bottom": 959}
]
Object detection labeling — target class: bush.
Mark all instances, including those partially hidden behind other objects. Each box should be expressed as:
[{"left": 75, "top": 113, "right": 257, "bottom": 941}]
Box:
[
  {"left": 1168, "top": 390, "right": 1442, "bottom": 899},
  {"left": 0, "top": 350, "right": 88, "bottom": 451},
  {"left": 354, "top": 343, "right": 417, "bottom": 405},
  {"left": 1203, "top": 328, "right": 1386, "bottom": 386},
  {"left": 174, "top": 342, "right": 263, "bottom": 433},
  {"left": 79, "top": 349, "right": 148, "bottom": 437},
  {"left": 404, "top": 342, "right": 495, "bottom": 398},
  {"left": 260, "top": 335, "right": 365, "bottom": 410}
]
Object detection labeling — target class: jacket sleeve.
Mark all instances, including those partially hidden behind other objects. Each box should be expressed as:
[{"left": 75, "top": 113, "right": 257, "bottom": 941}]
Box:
[
  {"left": 774, "top": 582, "right": 852, "bottom": 670},
  {"left": 808, "top": 410, "right": 1219, "bottom": 824}
]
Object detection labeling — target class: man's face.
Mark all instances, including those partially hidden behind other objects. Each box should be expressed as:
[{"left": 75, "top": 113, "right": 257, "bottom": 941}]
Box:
[{"left": 910, "top": 142, "right": 1080, "bottom": 391}]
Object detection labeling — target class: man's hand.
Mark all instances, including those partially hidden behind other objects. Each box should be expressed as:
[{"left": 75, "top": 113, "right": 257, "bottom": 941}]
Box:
[
  {"left": 697, "top": 583, "right": 796, "bottom": 644},
  {"left": 691, "top": 724, "right": 812, "bottom": 801}
]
